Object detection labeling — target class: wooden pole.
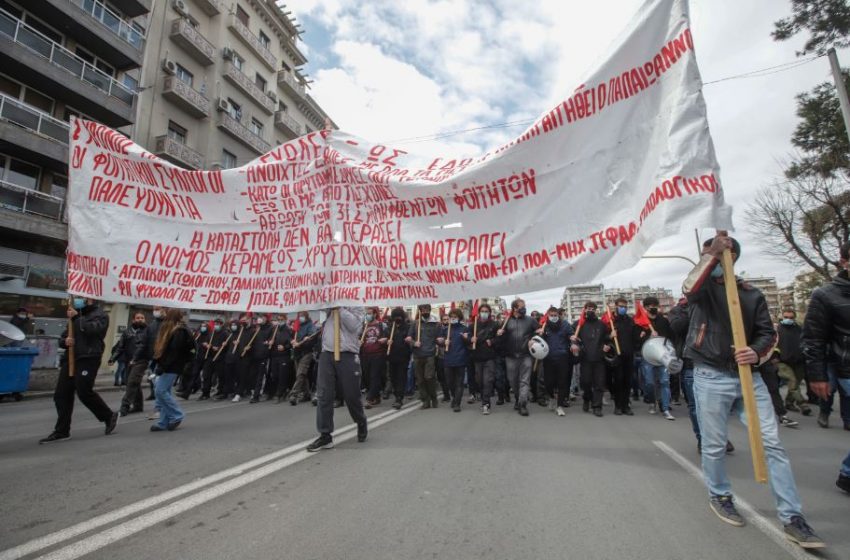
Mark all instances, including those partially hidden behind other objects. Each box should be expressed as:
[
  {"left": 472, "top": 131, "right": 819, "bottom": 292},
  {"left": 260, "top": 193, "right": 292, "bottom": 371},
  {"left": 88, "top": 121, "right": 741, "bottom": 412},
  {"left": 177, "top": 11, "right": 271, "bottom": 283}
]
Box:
[
  {"left": 231, "top": 326, "right": 243, "bottom": 354},
  {"left": 446, "top": 320, "right": 451, "bottom": 351},
  {"left": 67, "top": 313, "right": 75, "bottom": 378},
  {"left": 606, "top": 303, "right": 621, "bottom": 355},
  {"left": 212, "top": 333, "right": 233, "bottom": 362},
  {"left": 472, "top": 317, "right": 479, "bottom": 350},
  {"left": 204, "top": 333, "right": 213, "bottom": 360},
  {"left": 241, "top": 326, "right": 261, "bottom": 357},
  {"left": 359, "top": 319, "right": 368, "bottom": 345},
  {"left": 721, "top": 248, "right": 768, "bottom": 484},
  {"left": 386, "top": 321, "right": 396, "bottom": 356},
  {"left": 333, "top": 309, "right": 341, "bottom": 362}
]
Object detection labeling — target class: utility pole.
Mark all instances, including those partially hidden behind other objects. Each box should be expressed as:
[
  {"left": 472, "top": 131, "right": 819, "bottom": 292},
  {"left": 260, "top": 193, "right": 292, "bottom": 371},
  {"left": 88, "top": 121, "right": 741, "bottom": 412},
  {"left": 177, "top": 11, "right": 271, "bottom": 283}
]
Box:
[{"left": 828, "top": 48, "right": 850, "bottom": 148}]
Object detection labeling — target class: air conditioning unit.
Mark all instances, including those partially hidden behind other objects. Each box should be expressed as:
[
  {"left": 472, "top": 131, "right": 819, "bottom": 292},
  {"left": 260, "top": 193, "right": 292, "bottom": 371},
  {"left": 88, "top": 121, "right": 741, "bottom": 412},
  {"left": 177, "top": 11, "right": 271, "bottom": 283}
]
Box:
[
  {"left": 161, "top": 59, "right": 177, "bottom": 75},
  {"left": 267, "top": 90, "right": 277, "bottom": 103},
  {"left": 209, "top": 162, "right": 223, "bottom": 170},
  {"left": 222, "top": 47, "right": 234, "bottom": 60},
  {"left": 216, "top": 98, "right": 230, "bottom": 113},
  {"left": 173, "top": 0, "right": 189, "bottom": 17}
]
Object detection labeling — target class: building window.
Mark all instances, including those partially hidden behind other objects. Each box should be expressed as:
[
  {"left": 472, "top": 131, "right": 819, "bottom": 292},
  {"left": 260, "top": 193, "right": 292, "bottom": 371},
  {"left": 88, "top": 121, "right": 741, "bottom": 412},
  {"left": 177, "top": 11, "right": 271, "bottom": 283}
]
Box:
[
  {"left": 232, "top": 52, "right": 244, "bottom": 72},
  {"left": 226, "top": 98, "right": 241, "bottom": 121},
  {"left": 258, "top": 31, "right": 271, "bottom": 49},
  {"left": 0, "top": 74, "right": 21, "bottom": 97},
  {"left": 167, "top": 121, "right": 187, "bottom": 144},
  {"left": 221, "top": 149, "right": 237, "bottom": 169},
  {"left": 249, "top": 118, "right": 263, "bottom": 137},
  {"left": 122, "top": 74, "right": 139, "bottom": 92},
  {"left": 175, "top": 63, "right": 193, "bottom": 87},
  {"left": 254, "top": 73, "right": 266, "bottom": 91},
  {"left": 278, "top": 101, "right": 287, "bottom": 112},
  {"left": 1, "top": 156, "right": 41, "bottom": 190},
  {"left": 50, "top": 173, "right": 67, "bottom": 199},
  {"left": 75, "top": 46, "right": 116, "bottom": 77},
  {"left": 235, "top": 5, "right": 249, "bottom": 26},
  {"left": 0, "top": 73, "right": 54, "bottom": 114}
]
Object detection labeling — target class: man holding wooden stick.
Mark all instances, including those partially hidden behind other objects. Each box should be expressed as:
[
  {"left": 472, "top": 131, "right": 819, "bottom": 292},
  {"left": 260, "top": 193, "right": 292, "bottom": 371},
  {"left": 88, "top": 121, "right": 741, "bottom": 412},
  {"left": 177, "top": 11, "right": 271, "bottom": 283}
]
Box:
[{"left": 683, "top": 232, "right": 823, "bottom": 549}]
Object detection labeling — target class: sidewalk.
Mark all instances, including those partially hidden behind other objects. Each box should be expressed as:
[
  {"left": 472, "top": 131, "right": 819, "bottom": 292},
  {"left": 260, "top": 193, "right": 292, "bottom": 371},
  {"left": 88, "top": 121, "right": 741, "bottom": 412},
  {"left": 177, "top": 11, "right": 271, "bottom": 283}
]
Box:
[{"left": 8, "top": 368, "right": 126, "bottom": 400}]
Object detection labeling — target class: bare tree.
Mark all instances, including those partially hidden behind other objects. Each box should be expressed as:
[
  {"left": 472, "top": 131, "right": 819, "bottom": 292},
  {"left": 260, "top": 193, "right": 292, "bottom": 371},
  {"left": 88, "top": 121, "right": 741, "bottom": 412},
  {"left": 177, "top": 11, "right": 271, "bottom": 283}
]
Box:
[{"left": 749, "top": 174, "right": 850, "bottom": 280}]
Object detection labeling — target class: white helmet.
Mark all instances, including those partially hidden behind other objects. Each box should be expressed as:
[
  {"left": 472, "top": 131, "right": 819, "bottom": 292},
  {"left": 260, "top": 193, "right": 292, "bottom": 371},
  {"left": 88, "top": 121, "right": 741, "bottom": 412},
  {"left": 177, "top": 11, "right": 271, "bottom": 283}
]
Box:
[
  {"left": 529, "top": 335, "right": 549, "bottom": 360},
  {"left": 642, "top": 336, "right": 683, "bottom": 374}
]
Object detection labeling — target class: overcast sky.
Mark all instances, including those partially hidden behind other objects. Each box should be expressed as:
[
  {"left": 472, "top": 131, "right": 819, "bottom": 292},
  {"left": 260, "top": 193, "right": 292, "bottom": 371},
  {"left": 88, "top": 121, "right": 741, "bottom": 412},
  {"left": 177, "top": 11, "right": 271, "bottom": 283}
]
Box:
[{"left": 289, "top": 0, "right": 848, "bottom": 311}]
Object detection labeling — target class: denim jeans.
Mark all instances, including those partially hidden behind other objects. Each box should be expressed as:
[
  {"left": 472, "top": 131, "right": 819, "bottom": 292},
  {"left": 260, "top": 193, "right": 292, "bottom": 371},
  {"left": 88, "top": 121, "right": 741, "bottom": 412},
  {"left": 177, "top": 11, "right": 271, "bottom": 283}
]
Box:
[
  {"left": 154, "top": 373, "right": 184, "bottom": 429},
  {"left": 682, "top": 368, "right": 700, "bottom": 442},
  {"left": 819, "top": 371, "right": 850, "bottom": 423},
  {"left": 114, "top": 361, "right": 126, "bottom": 385},
  {"left": 841, "top": 451, "right": 850, "bottom": 478},
  {"left": 640, "top": 360, "right": 671, "bottom": 412},
  {"left": 693, "top": 363, "right": 804, "bottom": 523}
]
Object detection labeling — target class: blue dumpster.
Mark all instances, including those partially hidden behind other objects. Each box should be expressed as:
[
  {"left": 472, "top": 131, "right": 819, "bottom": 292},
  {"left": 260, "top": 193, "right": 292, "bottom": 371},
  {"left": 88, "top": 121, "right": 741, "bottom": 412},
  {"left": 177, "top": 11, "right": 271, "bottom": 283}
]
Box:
[{"left": 0, "top": 346, "right": 39, "bottom": 401}]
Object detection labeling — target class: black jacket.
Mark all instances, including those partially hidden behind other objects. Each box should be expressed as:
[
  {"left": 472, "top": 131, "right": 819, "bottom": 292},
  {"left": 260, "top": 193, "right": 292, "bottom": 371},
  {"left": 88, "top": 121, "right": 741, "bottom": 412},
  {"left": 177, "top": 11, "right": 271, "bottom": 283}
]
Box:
[
  {"left": 387, "top": 319, "right": 412, "bottom": 363},
  {"left": 60, "top": 304, "right": 109, "bottom": 362},
  {"left": 269, "top": 324, "right": 293, "bottom": 359},
  {"left": 110, "top": 325, "right": 144, "bottom": 364},
  {"left": 683, "top": 256, "right": 776, "bottom": 373},
  {"left": 225, "top": 325, "right": 251, "bottom": 364},
  {"left": 541, "top": 319, "right": 573, "bottom": 359},
  {"left": 155, "top": 326, "right": 195, "bottom": 375},
  {"left": 407, "top": 317, "right": 440, "bottom": 358},
  {"left": 777, "top": 322, "right": 803, "bottom": 365},
  {"left": 802, "top": 270, "right": 850, "bottom": 382},
  {"left": 246, "top": 324, "right": 273, "bottom": 361},
  {"left": 193, "top": 329, "right": 211, "bottom": 362},
  {"left": 203, "top": 329, "right": 230, "bottom": 362},
  {"left": 470, "top": 319, "right": 498, "bottom": 362},
  {"left": 132, "top": 316, "right": 164, "bottom": 364},
  {"left": 668, "top": 301, "right": 694, "bottom": 370},
  {"left": 612, "top": 313, "right": 638, "bottom": 356},
  {"left": 574, "top": 317, "right": 609, "bottom": 363},
  {"left": 497, "top": 315, "right": 537, "bottom": 358}
]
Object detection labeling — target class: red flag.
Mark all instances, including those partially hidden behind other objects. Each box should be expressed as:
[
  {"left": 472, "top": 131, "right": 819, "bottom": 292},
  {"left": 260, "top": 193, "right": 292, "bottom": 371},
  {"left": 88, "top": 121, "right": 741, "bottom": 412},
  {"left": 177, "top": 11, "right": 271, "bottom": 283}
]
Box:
[
  {"left": 450, "top": 301, "right": 456, "bottom": 311},
  {"left": 383, "top": 307, "right": 391, "bottom": 320},
  {"left": 471, "top": 299, "right": 480, "bottom": 318},
  {"left": 634, "top": 302, "right": 652, "bottom": 329},
  {"left": 577, "top": 312, "right": 586, "bottom": 330},
  {"left": 292, "top": 318, "right": 300, "bottom": 334},
  {"left": 539, "top": 314, "right": 547, "bottom": 327},
  {"left": 207, "top": 320, "right": 215, "bottom": 331},
  {"left": 439, "top": 305, "right": 446, "bottom": 318}
]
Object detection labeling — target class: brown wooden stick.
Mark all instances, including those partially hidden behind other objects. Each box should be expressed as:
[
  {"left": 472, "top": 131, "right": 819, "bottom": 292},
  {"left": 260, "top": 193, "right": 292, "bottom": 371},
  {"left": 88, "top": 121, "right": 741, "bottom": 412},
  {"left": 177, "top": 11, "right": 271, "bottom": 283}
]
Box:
[
  {"left": 333, "top": 309, "right": 341, "bottom": 362},
  {"left": 231, "top": 326, "right": 244, "bottom": 354},
  {"left": 472, "top": 317, "right": 479, "bottom": 350},
  {"left": 241, "top": 326, "right": 261, "bottom": 357},
  {"left": 606, "top": 303, "right": 622, "bottom": 355},
  {"left": 67, "top": 314, "right": 75, "bottom": 378},
  {"left": 445, "top": 320, "right": 452, "bottom": 352},
  {"left": 212, "top": 333, "right": 232, "bottom": 362},
  {"left": 386, "top": 321, "right": 396, "bottom": 356}
]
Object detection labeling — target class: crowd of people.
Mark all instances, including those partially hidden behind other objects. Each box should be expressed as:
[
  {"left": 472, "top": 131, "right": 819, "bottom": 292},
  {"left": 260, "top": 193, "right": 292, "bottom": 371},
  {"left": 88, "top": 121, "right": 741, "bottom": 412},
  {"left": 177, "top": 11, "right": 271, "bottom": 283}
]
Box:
[{"left": 32, "top": 234, "right": 849, "bottom": 550}]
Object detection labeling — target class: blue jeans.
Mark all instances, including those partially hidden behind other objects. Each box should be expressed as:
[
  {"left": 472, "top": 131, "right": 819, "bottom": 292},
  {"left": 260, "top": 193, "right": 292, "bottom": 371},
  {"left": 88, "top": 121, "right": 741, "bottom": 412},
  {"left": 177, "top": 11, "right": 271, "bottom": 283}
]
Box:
[
  {"left": 154, "top": 373, "right": 184, "bottom": 429},
  {"left": 693, "top": 363, "right": 803, "bottom": 523},
  {"left": 819, "top": 371, "right": 850, "bottom": 423},
  {"left": 641, "top": 360, "right": 671, "bottom": 412},
  {"left": 682, "top": 368, "right": 700, "bottom": 442},
  {"left": 114, "top": 361, "right": 126, "bottom": 385}
]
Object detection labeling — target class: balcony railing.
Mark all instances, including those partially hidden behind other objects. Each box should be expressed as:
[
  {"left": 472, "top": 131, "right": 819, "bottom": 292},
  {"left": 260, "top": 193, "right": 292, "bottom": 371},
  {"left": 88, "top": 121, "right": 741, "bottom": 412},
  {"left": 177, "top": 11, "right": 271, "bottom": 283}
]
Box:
[
  {"left": 193, "top": 0, "right": 224, "bottom": 16},
  {"left": 227, "top": 13, "right": 276, "bottom": 70},
  {"left": 70, "top": 0, "right": 145, "bottom": 50},
  {"left": 217, "top": 113, "right": 270, "bottom": 154},
  {"left": 0, "top": 179, "right": 65, "bottom": 222},
  {"left": 154, "top": 135, "right": 204, "bottom": 169},
  {"left": 162, "top": 76, "right": 209, "bottom": 117},
  {"left": 0, "top": 8, "right": 136, "bottom": 107},
  {"left": 223, "top": 63, "right": 274, "bottom": 114},
  {"left": 277, "top": 70, "right": 305, "bottom": 99},
  {"left": 0, "top": 93, "right": 70, "bottom": 144},
  {"left": 274, "top": 110, "right": 301, "bottom": 138},
  {"left": 169, "top": 18, "right": 215, "bottom": 66}
]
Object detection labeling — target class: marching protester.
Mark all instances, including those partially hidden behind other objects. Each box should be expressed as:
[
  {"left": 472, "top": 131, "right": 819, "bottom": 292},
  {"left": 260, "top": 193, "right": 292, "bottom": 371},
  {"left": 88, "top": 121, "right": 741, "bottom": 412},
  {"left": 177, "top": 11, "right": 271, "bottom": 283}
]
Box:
[
  {"left": 539, "top": 305, "right": 573, "bottom": 417},
  {"left": 223, "top": 315, "right": 250, "bottom": 402},
  {"left": 469, "top": 303, "right": 498, "bottom": 415},
  {"left": 777, "top": 309, "right": 812, "bottom": 417},
  {"left": 39, "top": 297, "right": 117, "bottom": 443},
  {"left": 387, "top": 307, "right": 412, "bottom": 410},
  {"left": 438, "top": 308, "right": 469, "bottom": 412},
  {"left": 637, "top": 297, "right": 675, "bottom": 420},
  {"left": 150, "top": 309, "right": 194, "bottom": 432},
  {"left": 436, "top": 312, "right": 452, "bottom": 402},
  {"left": 199, "top": 318, "right": 228, "bottom": 401},
  {"left": 124, "top": 306, "right": 166, "bottom": 417},
  {"left": 268, "top": 315, "right": 294, "bottom": 403},
  {"left": 573, "top": 302, "right": 610, "bottom": 418},
  {"left": 178, "top": 321, "right": 209, "bottom": 399},
  {"left": 683, "top": 232, "right": 823, "bottom": 548},
  {"left": 497, "top": 298, "right": 537, "bottom": 416},
  {"left": 290, "top": 311, "right": 319, "bottom": 405},
  {"left": 108, "top": 312, "right": 147, "bottom": 416},
  {"left": 360, "top": 307, "right": 389, "bottom": 409},
  {"left": 307, "top": 307, "right": 368, "bottom": 452},
  {"left": 610, "top": 298, "right": 636, "bottom": 416},
  {"left": 802, "top": 241, "right": 850, "bottom": 492},
  {"left": 406, "top": 304, "right": 441, "bottom": 408},
  {"left": 246, "top": 314, "right": 273, "bottom": 403}
]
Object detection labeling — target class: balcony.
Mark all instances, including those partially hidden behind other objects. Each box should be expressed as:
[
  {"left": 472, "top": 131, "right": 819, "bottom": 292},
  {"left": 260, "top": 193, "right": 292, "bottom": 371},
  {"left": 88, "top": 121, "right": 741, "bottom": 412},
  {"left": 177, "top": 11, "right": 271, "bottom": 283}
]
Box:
[
  {"left": 154, "top": 135, "right": 204, "bottom": 169},
  {"left": 227, "top": 14, "right": 276, "bottom": 71},
  {"left": 277, "top": 70, "right": 305, "bottom": 99},
  {"left": 169, "top": 18, "right": 215, "bottom": 66},
  {"left": 282, "top": 35, "right": 307, "bottom": 67},
  {"left": 274, "top": 110, "right": 301, "bottom": 139},
  {"left": 108, "top": 0, "right": 151, "bottom": 18},
  {"left": 0, "top": 180, "right": 65, "bottom": 223},
  {"left": 162, "top": 76, "right": 209, "bottom": 118},
  {"left": 217, "top": 113, "right": 270, "bottom": 155},
  {"left": 223, "top": 63, "right": 275, "bottom": 114},
  {"left": 0, "top": 94, "right": 69, "bottom": 169},
  {"left": 24, "top": 0, "right": 144, "bottom": 70},
  {"left": 192, "top": 0, "right": 224, "bottom": 16},
  {"left": 0, "top": 8, "right": 136, "bottom": 125}
]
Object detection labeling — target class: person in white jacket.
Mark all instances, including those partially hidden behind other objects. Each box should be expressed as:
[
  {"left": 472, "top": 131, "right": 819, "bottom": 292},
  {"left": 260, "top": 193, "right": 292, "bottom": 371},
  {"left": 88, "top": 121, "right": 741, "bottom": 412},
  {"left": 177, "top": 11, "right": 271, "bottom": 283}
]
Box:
[{"left": 307, "top": 307, "right": 368, "bottom": 452}]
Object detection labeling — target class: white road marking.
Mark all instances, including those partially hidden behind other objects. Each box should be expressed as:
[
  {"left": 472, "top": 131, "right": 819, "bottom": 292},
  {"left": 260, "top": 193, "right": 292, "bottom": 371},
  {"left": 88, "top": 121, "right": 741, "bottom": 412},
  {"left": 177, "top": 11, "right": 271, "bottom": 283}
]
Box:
[
  {"left": 33, "top": 402, "right": 422, "bottom": 560},
  {"left": 0, "top": 400, "right": 421, "bottom": 560},
  {"left": 652, "top": 440, "right": 814, "bottom": 560}
]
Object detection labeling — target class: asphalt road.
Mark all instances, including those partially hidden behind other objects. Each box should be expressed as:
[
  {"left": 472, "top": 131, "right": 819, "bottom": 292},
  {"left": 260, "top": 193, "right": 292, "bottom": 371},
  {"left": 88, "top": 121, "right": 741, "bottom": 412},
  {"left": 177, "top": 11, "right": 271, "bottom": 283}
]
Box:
[{"left": 0, "top": 389, "right": 847, "bottom": 560}]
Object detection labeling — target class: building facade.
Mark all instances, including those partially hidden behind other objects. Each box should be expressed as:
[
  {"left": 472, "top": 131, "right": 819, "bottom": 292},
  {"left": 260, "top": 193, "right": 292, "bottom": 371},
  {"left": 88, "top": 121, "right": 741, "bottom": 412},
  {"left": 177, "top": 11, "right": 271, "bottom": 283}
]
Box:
[
  {"left": 0, "top": 0, "right": 148, "bottom": 335},
  {"left": 560, "top": 284, "right": 605, "bottom": 322},
  {"left": 743, "top": 276, "right": 780, "bottom": 321},
  {"left": 561, "top": 284, "right": 676, "bottom": 321}
]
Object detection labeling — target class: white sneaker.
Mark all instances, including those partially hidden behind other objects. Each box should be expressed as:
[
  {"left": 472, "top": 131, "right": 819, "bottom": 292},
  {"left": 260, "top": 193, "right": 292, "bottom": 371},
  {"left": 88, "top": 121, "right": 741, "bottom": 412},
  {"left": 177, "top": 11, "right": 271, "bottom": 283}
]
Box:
[
  {"left": 663, "top": 410, "right": 675, "bottom": 421},
  {"left": 556, "top": 406, "right": 566, "bottom": 417},
  {"left": 482, "top": 404, "right": 490, "bottom": 415},
  {"left": 147, "top": 411, "right": 159, "bottom": 420},
  {"left": 649, "top": 405, "right": 657, "bottom": 415},
  {"left": 232, "top": 394, "right": 241, "bottom": 403},
  {"left": 603, "top": 397, "right": 611, "bottom": 406}
]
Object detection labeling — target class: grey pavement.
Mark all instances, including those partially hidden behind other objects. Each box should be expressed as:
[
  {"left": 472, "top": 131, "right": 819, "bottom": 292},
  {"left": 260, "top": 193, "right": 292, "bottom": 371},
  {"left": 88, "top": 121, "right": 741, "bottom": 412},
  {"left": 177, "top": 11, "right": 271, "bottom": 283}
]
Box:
[{"left": 0, "top": 390, "right": 847, "bottom": 560}]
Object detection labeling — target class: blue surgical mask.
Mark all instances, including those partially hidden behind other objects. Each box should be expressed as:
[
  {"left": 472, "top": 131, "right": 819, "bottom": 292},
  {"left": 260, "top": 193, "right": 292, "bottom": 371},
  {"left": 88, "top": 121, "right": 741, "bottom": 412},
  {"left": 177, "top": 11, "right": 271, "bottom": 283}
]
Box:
[
  {"left": 365, "top": 314, "right": 374, "bottom": 322},
  {"left": 200, "top": 326, "right": 208, "bottom": 333},
  {"left": 548, "top": 315, "right": 559, "bottom": 323},
  {"left": 214, "top": 325, "right": 222, "bottom": 332},
  {"left": 298, "top": 316, "right": 306, "bottom": 324},
  {"left": 617, "top": 306, "right": 627, "bottom": 315},
  {"left": 450, "top": 318, "right": 459, "bottom": 325},
  {"left": 73, "top": 298, "right": 86, "bottom": 310},
  {"left": 231, "top": 324, "right": 238, "bottom": 332},
  {"left": 710, "top": 264, "right": 724, "bottom": 278},
  {"left": 479, "top": 312, "right": 490, "bottom": 321},
  {"left": 781, "top": 318, "right": 794, "bottom": 326}
]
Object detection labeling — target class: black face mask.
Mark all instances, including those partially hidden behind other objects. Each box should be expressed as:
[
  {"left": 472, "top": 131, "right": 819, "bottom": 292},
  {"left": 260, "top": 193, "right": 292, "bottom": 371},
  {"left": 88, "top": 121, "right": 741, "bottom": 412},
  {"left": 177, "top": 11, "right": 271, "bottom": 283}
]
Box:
[
  {"left": 585, "top": 311, "right": 597, "bottom": 321},
  {"left": 394, "top": 317, "right": 403, "bottom": 324},
  {"left": 132, "top": 321, "right": 146, "bottom": 329},
  {"left": 516, "top": 307, "right": 527, "bottom": 317},
  {"left": 420, "top": 313, "right": 430, "bottom": 319},
  {"left": 648, "top": 308, "right": 659, "bottom": 315}
]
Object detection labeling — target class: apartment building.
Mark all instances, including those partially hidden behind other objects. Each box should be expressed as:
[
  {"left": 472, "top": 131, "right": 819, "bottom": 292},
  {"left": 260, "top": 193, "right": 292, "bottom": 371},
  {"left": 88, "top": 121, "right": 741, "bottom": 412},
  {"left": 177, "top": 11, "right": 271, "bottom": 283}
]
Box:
[
  {"left": 560, "top": 284, "right": 605, "bottom": 322},
  {"left": 743, "top": 276, "right": 781, "bottom": 321},
  {"left": 0, "top": 0, "right": 148, "bottom": 334}
]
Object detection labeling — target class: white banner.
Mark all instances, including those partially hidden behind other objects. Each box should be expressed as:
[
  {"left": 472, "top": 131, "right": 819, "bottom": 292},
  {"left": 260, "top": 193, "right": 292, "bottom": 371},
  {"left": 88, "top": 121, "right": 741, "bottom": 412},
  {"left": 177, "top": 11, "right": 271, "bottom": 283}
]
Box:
[{"left": 66, "top": 0, "right": 732, "bottom": 313}]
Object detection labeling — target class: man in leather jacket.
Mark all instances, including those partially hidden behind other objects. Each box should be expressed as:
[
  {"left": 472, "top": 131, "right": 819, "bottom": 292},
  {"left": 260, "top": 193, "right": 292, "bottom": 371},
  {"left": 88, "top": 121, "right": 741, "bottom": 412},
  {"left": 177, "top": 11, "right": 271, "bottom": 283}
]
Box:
[
  {"left": 496, "top": 298, "right": 538, "bottom": 416},
  {"left": 802, "top": 241, "right": 850, "bottom": 492},
  {"left": 683, "top": 232, "right": 823, "bottom": 548}
]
